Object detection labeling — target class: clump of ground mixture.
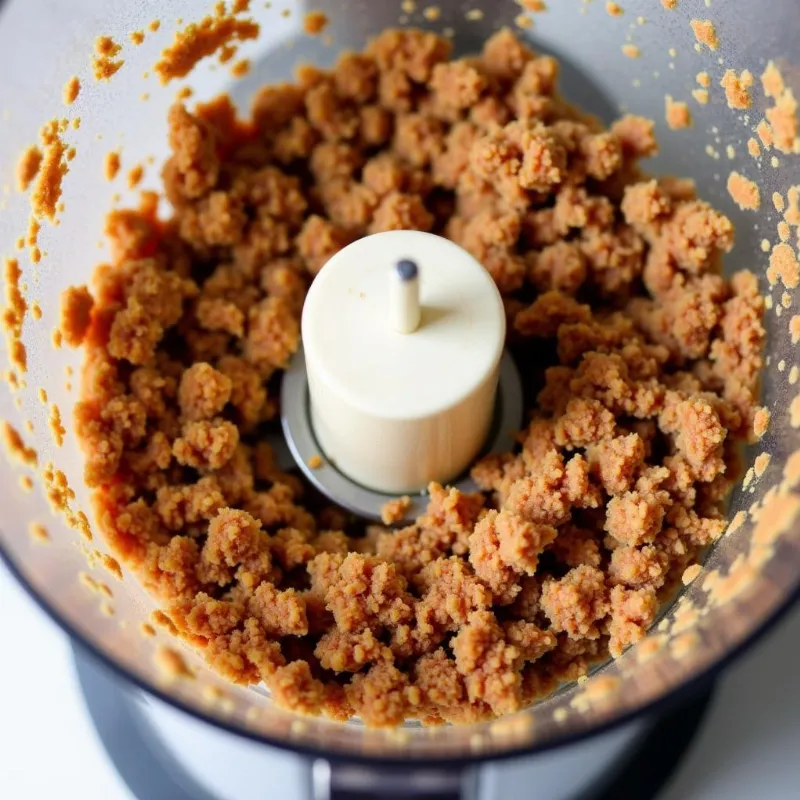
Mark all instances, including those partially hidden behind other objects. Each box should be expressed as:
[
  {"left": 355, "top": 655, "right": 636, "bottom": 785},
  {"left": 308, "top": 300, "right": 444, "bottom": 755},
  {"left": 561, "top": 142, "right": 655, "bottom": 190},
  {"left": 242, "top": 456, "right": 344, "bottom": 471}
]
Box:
[{"left": 67, "top": 28, "right": 764, "bottom": 727}]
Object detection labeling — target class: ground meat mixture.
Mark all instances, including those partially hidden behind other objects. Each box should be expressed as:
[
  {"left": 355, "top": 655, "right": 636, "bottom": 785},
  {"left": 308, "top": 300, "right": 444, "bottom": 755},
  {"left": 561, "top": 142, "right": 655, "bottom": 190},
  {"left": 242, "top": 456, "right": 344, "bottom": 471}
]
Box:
[{"left": 68, "top": 28, "right": 763, "bottom": 727}]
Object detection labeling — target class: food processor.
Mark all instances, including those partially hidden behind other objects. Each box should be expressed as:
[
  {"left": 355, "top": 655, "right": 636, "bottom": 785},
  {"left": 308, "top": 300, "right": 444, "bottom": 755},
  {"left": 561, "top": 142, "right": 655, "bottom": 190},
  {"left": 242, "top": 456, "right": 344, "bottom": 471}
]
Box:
[{"left": 1, "top": 0, "right": 800, "bottom": 797}]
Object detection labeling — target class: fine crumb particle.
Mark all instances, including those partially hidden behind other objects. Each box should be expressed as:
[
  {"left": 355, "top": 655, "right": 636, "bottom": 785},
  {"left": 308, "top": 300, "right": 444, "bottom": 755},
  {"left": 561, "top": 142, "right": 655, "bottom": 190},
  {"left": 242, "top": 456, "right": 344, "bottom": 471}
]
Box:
[
  {"left": 104, "top": 151, "right": 121, "bottom": 181},
  {"left": 63, "top": 77, "right": 81, "bottom": 106},
  {"left": 423, "top": 6, "right": 442, "bottom": 21},
  {"left": 690, "top": 19, "right": 718, "bottom": 50},
  {"left": 16, "top": 146, "right": 42, "bottom": 192},
  {"left": 176, "top": 85, "right": 194, "bottom": 100},
  {"left": 661, "top": 0, "right": 677, "bottom": 8},
  {"left": 778, "top": 221, "right": 790, "bottom": 242},
  {"left": 553, "top": 707, "right": 568, "bottom": 722},
  {"left": 691, "top": 89, "right": 709, "bottom": 105},
  {"left": 141, "top": 622, "right": 157, "bottom": 637},
  {"left": 127, "top": 164, "right": 144, "bottom": 189},
  {"left": 29, "top": 522, "right": 49, "bottom": 544},
  {"left": 681, "top": 564, "right": 702, "bottom": 585},
  {"left": 606, "top": 2, "right": 624, "bottom": 16},
  {"left": 767, "top": 244, "right": 799, "bottom": 290},
  {"left": 791, "top": 365, "right": 799, "bottom": 385},
  {"left": 721, "top": 69, "right": 753, "bottom": 110},
  {"left": 79, "top": 572, "right": 99, "bottom": 593},
  {"left": 790, "top": 315, "right": 800, "bottom": 344},
  {"left": 761, "top": 61, "right": 785, "bottom": 99},
  {"left": 756, "top": 120, "right": 774, "bottom": 149},
  {"left": 725, "top": 145, "right": 735, "bottom": 160},
  {"left": 101, "top": 553, "right": 123, "bottom": 580},
  {"left": 231, "top": 58, "right": 251, "bottom": 78},
  {"left": 773, "top": 192, "right": 786, "bottom": 212},
  {"left": 747, "top": 138, "right": 760, "bottom": 157},
  {"left": 30, "top": 119, "right": 69, "bottom": 222},
  {"left": 754, "top": 453, "right": 771, "bottom": 478},
  {"left": 149, "top": 19, "right": 161, "bottom": 32},
  {"left": 152, "top": 610, "right": 178, "bottom": 635},
  {"left": 93, "top": 35, "right": 124, "bottom": 81},
  {"left": 380, "top": 496, "right": 412, "bottom": 525},
  {"left": 753, "top": 407, "right": 771, "bottom": 438},
  {"left": 153, "top": 10, "right": 259, "bottom": 83},
  {"left": 303, "top": 11, "right": 328, "bottom": 35},
  {"left": 727, "top": 511, "right": 746, "bottom": 536},
  {"left": 465, "top": 8, "right": 484, "bottom": 20},
  {"left": 59, "top": 285, "right": 94, "bottom": 347},
  {"left": 784, "top": 449, "right": 800, "bottom": 488},
  {"left": 696, "top": 71, "right": 710, "bottom": 88},
  {"left": 100, "top": 601, "right": 115, "bottom": 617},
  {"left": 786, "top": 187, "right": 800, "bottom": 225},
  {"left": 130, "top": 30, "right": 145, "bottom": 46},
  {"left": 726, "top": 171, "right": 760, "bottom": 210},
  {"left": 671, "top": 630, "right": 700, "bottom": 659},
  {"left": 518, "top": 0, "right": 547, "bottom": 10},
  {"left": 771, "top": 156, "right": 780, "bottom": 168},
  {"left": 19, "top": 474, "right": 33, "bottom": 492},
  {"left": 38, "top": 387, "right": 47, "bottom": 404},
  {"left": 637, "top": 636, "right": 664, "bottom": 663},
  {"left": 154, "top": 645, "right": 194, "bottom": 680},
  {"left": 622, "top": 44, "right": 641, "bottom": 59},
  {"left": 307, "top": 454, "right": 323, "bottom": 469},
  {"left": 1, "top": 422, "right": 38, "bottom": 467},
  {"left": 665, "top": 96, "right": 692, "bottom": 129},
  {"left": 202, "top": 684, "right": 225, "bottom": 703},
  {"left": 514, "top": 14, "right": 533, "bottom": 30}
]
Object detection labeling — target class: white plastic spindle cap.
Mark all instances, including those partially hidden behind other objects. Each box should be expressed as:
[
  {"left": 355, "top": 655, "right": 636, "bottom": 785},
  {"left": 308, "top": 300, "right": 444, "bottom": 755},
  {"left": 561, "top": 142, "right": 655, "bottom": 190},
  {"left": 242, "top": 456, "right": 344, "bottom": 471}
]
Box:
[{"left": 301, "top": 230, "right": 505, "bottom": 495}]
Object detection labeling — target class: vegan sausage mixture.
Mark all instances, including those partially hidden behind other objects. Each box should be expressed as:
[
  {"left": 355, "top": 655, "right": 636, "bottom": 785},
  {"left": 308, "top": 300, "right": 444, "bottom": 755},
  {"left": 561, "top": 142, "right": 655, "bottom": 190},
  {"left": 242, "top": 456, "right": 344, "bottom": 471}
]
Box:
[{"left": 65, "top": 28, "right": 764, "bottom": 727}]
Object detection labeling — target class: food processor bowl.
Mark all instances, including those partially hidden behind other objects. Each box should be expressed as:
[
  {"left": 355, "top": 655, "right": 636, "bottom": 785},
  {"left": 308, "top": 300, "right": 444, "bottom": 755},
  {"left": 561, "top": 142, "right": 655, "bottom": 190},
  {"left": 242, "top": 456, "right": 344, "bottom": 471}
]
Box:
[{"left": 1, "top": 0, "right": 799, "bottom": 770}]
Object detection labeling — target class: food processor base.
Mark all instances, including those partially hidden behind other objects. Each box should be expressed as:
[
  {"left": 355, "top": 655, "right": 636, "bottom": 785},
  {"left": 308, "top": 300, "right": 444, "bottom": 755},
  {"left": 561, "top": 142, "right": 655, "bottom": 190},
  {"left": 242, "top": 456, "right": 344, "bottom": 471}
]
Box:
[{"left": 74, "top": 643, "right": 714, "bottom": 800}]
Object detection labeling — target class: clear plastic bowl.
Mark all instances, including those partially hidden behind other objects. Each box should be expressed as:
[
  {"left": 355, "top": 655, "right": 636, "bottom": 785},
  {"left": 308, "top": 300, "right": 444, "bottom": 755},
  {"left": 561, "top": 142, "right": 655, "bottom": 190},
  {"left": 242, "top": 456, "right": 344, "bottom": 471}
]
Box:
[{"left": 0, "top": 0, "right": 798, "bottom": 766}]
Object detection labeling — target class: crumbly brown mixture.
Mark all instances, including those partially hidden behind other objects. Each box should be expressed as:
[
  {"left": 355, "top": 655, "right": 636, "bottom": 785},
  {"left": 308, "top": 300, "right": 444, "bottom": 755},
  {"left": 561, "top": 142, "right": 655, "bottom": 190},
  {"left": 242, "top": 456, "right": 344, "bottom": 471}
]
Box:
[{"left": 70, "top": 28, "right": 762, "bottom": 727}]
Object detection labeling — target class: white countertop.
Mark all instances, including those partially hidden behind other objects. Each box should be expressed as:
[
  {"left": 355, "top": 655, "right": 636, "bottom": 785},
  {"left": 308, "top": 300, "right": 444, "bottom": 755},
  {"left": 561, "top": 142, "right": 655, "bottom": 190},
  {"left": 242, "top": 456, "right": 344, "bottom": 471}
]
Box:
[{"left": 2, "top": 560, "right": 799, "bottom": 800}]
